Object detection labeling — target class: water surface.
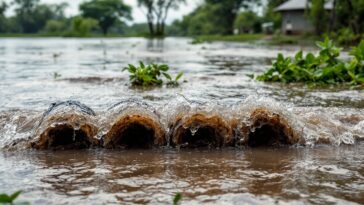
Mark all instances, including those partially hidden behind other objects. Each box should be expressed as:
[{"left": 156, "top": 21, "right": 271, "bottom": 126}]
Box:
[{"left": 0, "top": 37, "right": 363, "bottom": 204}]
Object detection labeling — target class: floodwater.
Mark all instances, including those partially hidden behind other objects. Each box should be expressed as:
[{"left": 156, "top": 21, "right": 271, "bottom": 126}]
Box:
[{"left": 0, "top": 37, "right": 363, "bottom": 204}]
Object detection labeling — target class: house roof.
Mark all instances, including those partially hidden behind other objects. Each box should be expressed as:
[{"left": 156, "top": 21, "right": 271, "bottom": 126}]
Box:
[{"left": 275, "top": 0, "right": 333, "bottom": 12}]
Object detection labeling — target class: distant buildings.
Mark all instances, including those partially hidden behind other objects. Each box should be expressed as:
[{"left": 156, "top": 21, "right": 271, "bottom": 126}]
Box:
[{"left": 275, "top": 0, "right": 333, "bottom": 34}]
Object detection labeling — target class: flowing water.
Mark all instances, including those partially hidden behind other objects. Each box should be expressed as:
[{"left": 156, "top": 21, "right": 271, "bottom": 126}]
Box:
[{"left": 0, "top": 37, "right": 363, "bottom": 204}]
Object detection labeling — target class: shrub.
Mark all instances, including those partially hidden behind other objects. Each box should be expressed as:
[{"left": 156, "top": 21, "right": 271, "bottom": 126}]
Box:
[
  {"left": 255, "top": 38, "right": 364, "bottom": 85},
  {"left": 0, "top": 191, "right": 29, "bottom": 205},
  {"left": 64, "top": 16, "right": 99, "bottom": 37},
  {"left": 44, "top": 20, "right": 66, "bottom": 34},
  {"left": 123, "top": 62, "right": 183, "bottom": 87}
]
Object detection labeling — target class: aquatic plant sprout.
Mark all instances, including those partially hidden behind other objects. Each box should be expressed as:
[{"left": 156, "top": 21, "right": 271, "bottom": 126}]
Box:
[
  {"left": 123, "top": 62, "right": 183, "bottom": 87},
  {"left": 0, "top": 191, "right": 29, "bottom": 205},
  {"left": 255, "top": 38, "right": 364, "bottom": 84}
]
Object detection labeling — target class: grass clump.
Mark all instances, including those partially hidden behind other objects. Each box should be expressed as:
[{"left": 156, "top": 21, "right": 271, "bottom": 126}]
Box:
[
  {"left": 172, "top": 193, "right": 182, "bottom": 205},
  {"left": 191, "top": 34, "right": 264, "bottom": 44},
  {"left": 255, "top": 38, "right": 364, "bottom": 85},
  {"left": 123, "top": 62, "right": 183, "bottom": 87},
  {"left": 0, "top": 191, "right": 29, "bottom": 205}
]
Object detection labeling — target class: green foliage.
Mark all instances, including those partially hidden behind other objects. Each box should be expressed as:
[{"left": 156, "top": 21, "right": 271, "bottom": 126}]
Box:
[
  {"left": 80, "top": 0, "right": 132, "bottom": 35},
  {"left": 165, "top": 71, "right": 184, "bottom": 87},
  {"left": 0, "top": 191, "right": 29, "bottom": 205},
  {"left": 308, "top": 0, "right": 328, "bottom": 35},
  {"left": 137, "top": 0, "right": 185, "bottom": 36},
  {"left": 172, "top": 193, "right": 182, "bottom": 205},
  {"left": 0, "top": 1, "right": 7, "bottom": 32},
  {"left": 53, "top": 72, "right": 61, "bottom": 79},
  {"left": 256, "top": 38, "right": 364, "bottom": 85},
  {"left": 191, "top": 34, "right": 264, "bottom": 44},
  {"left": 12, "top": 0, "right": 68, "bottom": 33},
  {"left": 234, "top": 11, "right": 262, "bottom": 33},
  {"left": 328, "top": 28, "right": 363, "bottom": 47},
  {"left": 262, "top": 0, "right": 284, "bottom": 30},
  {"left": 334, "top": 0, "right": 364, "bottom": 35},
  {"left": 171, "top": 0, "right": 258, "bottom": 36},
  {"left": 43, "top": 19, "right": 66, "bottom": 33},
  {"left": 66, "top": 16, "right": 99, "bottom": 37},
  {"left": 123, "top": 62, "right": 183, "bottom": 87}
]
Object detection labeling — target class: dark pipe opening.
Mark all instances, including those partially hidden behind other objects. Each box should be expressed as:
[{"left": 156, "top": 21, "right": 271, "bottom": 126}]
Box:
[
  {"left": 112, "top": 123, "right": 155, "bottom": 149},
  {"left": 248, "top": 124, "right": 289, "bottom": 147},
  {"left": 179, "top": 126, "right": 222, "bottom": 148},
  {"left": 47, "top": 125, "right": 91, "bottom": 149}
]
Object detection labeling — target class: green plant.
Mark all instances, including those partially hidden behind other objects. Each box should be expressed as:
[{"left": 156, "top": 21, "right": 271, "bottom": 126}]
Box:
[
  {"left": 165, "top": 72, "right": 184, "bottom": 87},
  {"left": 255, "top": 38, "right": 364, "bottom": 85},
  {"left": 190, "top": 38, "right": 205, "bottom": 44},
  {"left": 123, "top": 62, "right": 183, "bottom": 87},
  {"left": 0, "top": 191, "right": 29, "bottom": 205},
  {"left": 172, "top": 193, "right": 182, "bottom": 205},
  {"left": 53, "top": 72, "right": 61, "bottom": 79}
]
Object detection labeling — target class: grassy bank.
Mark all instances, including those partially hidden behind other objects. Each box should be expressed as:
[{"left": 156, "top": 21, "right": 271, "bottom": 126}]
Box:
[
  {"left": 0, "top": 33, "right": 147, "bottom": 38},
  {"left": 267, "top": 34, "right": 321, "bottom": 46},
  {"left": 191, "top": 34, "right": 265, "bottom": 43},
  {"left": 0, "top": 33, "right": 324, "bottom": 47},
  {"left": 189, "top": 34, "right": 322, "bottom": 46}
]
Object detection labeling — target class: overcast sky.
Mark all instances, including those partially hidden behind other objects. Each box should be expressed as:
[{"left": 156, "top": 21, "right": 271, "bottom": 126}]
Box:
[{"left": 4, "top": 0, "right": 202, "bottom": 24}]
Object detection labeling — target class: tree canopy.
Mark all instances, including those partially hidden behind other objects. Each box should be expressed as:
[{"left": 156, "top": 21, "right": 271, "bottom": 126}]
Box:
[
  {"left": 137, "top": 0, "right": 185, "bottom": 36},
  {"left": 171, "top": 0, "right": 259, "bottom": 36},
  {"left": 80, "top": 0, "right": 132, "bottom": 35}
]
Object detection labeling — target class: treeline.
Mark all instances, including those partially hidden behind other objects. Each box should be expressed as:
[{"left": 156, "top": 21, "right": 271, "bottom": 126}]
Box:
[
  {"left": 0, "top": 0, "right": 363, "bottom": 41},
  {"left": 0, "top": 0, "right": 133, "bottom": 36},
  {"left": 0, "top": 0, "right": 187, "bottom": 37},
  {"left": 169, "top": 0, "right": 363, "bottom": 44}
]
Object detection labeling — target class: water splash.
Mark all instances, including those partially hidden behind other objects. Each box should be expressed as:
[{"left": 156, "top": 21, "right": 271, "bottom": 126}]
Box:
[{"left": 0, "top": 97, "right": 363, "bottom": 150}]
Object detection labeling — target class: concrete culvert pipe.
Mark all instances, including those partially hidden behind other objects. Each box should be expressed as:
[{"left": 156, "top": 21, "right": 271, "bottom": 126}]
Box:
[
  {"left": 170, "top": 114, "right": 233, "bottom": 148},
  {"left": 31, "top": 101, "right": 99, "bottom": 150},
  {"left": 240, "top": 108, "right": 299, "bottom": 147},
  {"left": 103, "top": 114, "right": 166, "bottom": 149}
]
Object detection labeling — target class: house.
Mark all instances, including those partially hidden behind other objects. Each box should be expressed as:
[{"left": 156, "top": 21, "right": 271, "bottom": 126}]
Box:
[{"left": 275, "top": 0, "right": 333, "bottom": 34}]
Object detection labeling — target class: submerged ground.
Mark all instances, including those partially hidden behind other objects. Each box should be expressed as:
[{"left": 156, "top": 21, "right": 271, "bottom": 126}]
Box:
[{"left": 0, "top": 37, "right": 363, "bottom": 204}]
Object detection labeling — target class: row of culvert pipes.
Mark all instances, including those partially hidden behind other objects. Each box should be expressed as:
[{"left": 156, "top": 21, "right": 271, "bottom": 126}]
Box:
[{"left": 29, "top": 100, "right": 301, "bottom": 150}]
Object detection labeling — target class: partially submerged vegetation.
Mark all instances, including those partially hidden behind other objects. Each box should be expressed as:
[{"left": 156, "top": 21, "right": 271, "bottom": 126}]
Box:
[
  {"left": 0, "top": 191, "right": 29, "bottom": 205},
  {"left": 173, "top": 193, "right": 182, "bottom": 205},
  {"left": 191, "top": 34, "right": 264, "bottom": 44},
  {"left": 123, "top": 62, "right": 183, "bottom": 87},
  {"left": 255, "top": 38, "right": 364, "bottom": 85}
]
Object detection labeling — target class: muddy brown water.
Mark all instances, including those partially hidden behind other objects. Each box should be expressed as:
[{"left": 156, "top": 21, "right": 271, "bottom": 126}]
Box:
[
  {"left": 0, "top": 38, "right": 363, "bottom": 204},
  {"left": 1, "top": 147, "right": 363, "bottom": 205}
]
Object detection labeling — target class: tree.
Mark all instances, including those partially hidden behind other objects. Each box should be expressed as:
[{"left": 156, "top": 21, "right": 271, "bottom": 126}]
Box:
[
  {"left": 80, "top": 0, "right": 132, "bottom": 35},
  {"left": 69, "top": 16, "right": 99, "bottom": 37},
  {"left": 44, "top": 19, "right": 67, "bottom": 33},
  {"left": 235, "top": 11, "right": 262, "bottom": 33},
  {"left": 170, "top": 0, "right": 258, "bottom": 36},
  {"left": 204, "top": 0, "right": 259, "bottom": 35},
  {"left": 0, "top": 1, "right": 6, "bottom": 15},
  {"left": 0, "top": 1, "right": 7, "bottom": 32},
  {"left": 335, "top": 0, "right": 364, "bottom": 35},
  {"left": 50, "top": 2, "right": 69, "bottom": 20},
  {"left": 13, "top": 0, "right": 40, "bottom": 33},
  {"left": 308, "top": 0, "right": 328, "bottom": 35},
  {"left": 263, "top": 0, "right": 286, "bottom": 30},
  {"left": 137, "top": 0, "right": 185, "bottom": 36},
  {"left": 13, "top": 0, "right": 65, "bottom": 33}
]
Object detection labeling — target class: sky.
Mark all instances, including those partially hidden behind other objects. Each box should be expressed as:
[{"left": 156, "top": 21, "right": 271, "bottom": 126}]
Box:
[{"left": 4, "top": 0, "right": 202, "bottom": 24}]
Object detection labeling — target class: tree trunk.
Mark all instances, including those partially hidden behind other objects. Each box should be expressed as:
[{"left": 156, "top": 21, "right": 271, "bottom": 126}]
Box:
[
  {"left": 147, "top": 20, "right": 154, "bottom": 35},
  {"left": 102, "top": 27, "right": 108, "bottom": 35},
  {"left": 329, "top": 0, "right": 337, "bottom": 33},
  {"left": 346, "top": 0, "right": 359, "bottom": 34}
]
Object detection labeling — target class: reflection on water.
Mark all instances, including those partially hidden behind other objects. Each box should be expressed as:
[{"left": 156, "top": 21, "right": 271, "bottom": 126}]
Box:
[
  {"left": 0, "top": 146, "right": 363, "bottom": 205},
  {"left": 0, "top": 37, "right": 363, "bottom": 111}
]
